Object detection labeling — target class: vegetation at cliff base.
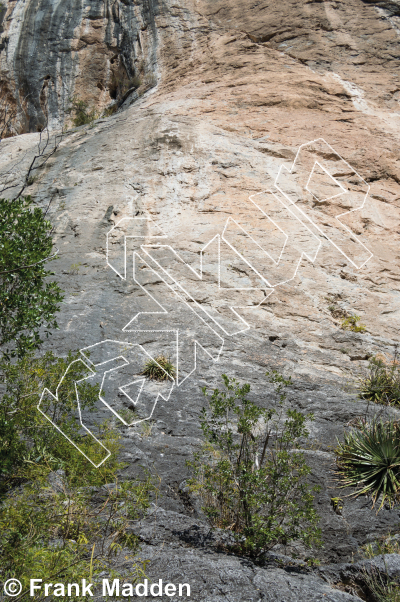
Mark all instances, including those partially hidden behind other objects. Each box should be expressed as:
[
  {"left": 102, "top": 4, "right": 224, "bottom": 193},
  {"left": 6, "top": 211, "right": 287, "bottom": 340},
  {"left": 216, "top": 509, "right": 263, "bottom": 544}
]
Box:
[
  {"left": 0, "top": 350, "right": 154, "bottom": 597},
  {"left": 0, "top": 351, "right": 114, "bottom": 485},
  {"left": 0, "top": 195, "right": 153, "bottom": 596},
  {"left": 1, "top": 471, "right": 152, "bottom": 599},
  {"left": 187, "top": 372, "right": 321, "bottom": 560}
]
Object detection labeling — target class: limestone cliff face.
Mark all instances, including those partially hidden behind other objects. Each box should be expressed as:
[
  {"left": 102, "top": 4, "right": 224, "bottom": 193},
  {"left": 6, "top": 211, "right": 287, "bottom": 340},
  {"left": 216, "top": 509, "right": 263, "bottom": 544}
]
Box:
[
  {"left": 2, "top": 1, "right": 400, "bottom": 598},
  {"left": 1, "top": 0, "right": 400, "bottom": 133},
  {"left": 0, "top": 0, "right": 158, "bottom": 132}
]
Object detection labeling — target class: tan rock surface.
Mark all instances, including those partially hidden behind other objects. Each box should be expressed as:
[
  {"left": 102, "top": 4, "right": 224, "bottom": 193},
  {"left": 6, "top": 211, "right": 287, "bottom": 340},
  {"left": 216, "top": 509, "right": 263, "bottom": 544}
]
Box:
[
  {"left": 2, "top": 0, "right": 400, "bottom": 567},
  {"left": 1, "top": 0, "right": 400, "bottom": 381}
]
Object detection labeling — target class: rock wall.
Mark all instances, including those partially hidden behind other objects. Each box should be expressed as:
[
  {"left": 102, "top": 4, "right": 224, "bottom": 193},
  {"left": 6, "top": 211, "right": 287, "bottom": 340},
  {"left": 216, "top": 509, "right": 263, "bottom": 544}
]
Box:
[
  {"left": 2, "top": 0, "right": 400, "bottom": 134},
  {"left": 0, "top": 0, "right": 159, "bottom": 132},
  {"left": 2, "top": 0, "right": 400, "bottom": 599}
]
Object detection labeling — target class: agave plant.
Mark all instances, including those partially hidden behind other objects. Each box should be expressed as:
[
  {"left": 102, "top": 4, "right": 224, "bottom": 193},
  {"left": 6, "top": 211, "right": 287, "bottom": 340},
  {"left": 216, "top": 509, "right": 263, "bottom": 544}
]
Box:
[
  {"left": 141, "top": 355, "right": 176, "bottom": 381},
  {"left": 336, "top": 419, "right": 400, "bottom": 510}
]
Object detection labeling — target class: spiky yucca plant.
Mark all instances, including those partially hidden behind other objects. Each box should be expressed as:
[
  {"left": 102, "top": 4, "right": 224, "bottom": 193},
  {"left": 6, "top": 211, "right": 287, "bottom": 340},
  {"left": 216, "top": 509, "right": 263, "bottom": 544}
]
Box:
[
  {"left": 336, "top": 419, "right": 400, "bottom": 511},
  {"left": 141, "top": 355, "right": 175, "bottom": 381}
]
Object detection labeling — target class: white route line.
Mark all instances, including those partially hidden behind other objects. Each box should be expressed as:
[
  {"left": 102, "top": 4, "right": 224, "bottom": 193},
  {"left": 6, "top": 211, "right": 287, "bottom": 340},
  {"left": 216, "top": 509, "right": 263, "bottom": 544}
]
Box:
[
  {"left": 140, "top": 238, "right": 273, "bottom": 337},
  {"left": 106, "top": 216, "right": 167, "bottom": 280},
  {"left": 274, "top": 137, "right": 373, "bottom": 270},
  {"left": 37, "top": 359, "right": 111, "bottom": 468},
  {"left": 305, "top": 161, "right": 347, "bottom": 203},
  {"left": 80, "top": 340, "right": 175, "bottom": 425},
  {"left": 123, "top": 252, "right": 225, "bottom": 386},
  {"left": 40, "top": 138, "right": 374, "bottom": 467},
  {"left": 222, "top": 210, "right": 321, "bottom": 288}
]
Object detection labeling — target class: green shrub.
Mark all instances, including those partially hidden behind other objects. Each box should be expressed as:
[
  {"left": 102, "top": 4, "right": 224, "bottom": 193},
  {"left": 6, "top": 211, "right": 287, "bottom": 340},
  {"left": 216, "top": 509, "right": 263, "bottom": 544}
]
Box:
[
  {"left": 341, "top": 314, "right": 366, "bottom": 332},
  {"left": 141, "top": 355, "right": 175, "bottom": 381},
  {"left": 187, "top": 372, "right": 321, "bottom": 560},
  {"left": 360, "top": 354, "right": 400, "bottom": 406},
  {"left": 0, "top": 351, "right": 118, "bottom": 488},
  {"left": 0, "top": 475, "right": 152, "bottom": 599},
  {"left": 67, "top": 97, "right": 98, "bottom": 127},
  {"left": 0, "top": 351, "right": 155, "bottom": 597},
  {"left": 0, "top": 196, "right": 63, "bottom": 359},
  {"left": 336, "top": 419, "right": 400, "bottom": 510}
]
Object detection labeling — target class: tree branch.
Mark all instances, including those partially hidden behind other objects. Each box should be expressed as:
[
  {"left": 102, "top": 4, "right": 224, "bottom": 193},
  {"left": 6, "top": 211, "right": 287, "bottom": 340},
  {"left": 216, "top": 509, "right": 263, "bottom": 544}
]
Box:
[{"left": 0, "top": 248, "right": 59, "bottom": 276}]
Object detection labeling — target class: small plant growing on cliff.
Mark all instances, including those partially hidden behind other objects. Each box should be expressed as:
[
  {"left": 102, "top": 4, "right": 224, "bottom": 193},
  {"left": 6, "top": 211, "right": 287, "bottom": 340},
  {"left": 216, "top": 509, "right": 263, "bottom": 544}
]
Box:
[
  {"left": 341, "top": 314, "right": 366, "bottom": 333},
  {"left": 187, "top": 373, "right": 321, "bottom": 560},
  {"left": 362, "top": 564, "right": 400, "bottom": 602},
  {"left": 137, "top": 73, "right": 157, "bottom": 97},
  {"left": 141, "top": 355, "right": 175, "bottom": 381},
  {"left": 359, "top": 351, "right": 400, "bottom": 406},
  {"left": 330, "top": 497, "right": 344, "bottom": 515},
  {"left": 129, "top": 75, "right": 142, "bottom": 90},
  {"left": 67, "top": 97, "right": 98, "bottom": 127},
  {"left": 69, "top": 262, "right": 81, "bottom": 275},
  {"left": 102, "top": 103, "right": 118, "bottom": 118},
  {"left": 328, "top": 305, "right": 348, "bottom": 320},
  {"left": 362, "top": 533, "right": 400, "bottom": 559},
  {"left": 336, "top": 418, "right": 400, "bottom": 511}
]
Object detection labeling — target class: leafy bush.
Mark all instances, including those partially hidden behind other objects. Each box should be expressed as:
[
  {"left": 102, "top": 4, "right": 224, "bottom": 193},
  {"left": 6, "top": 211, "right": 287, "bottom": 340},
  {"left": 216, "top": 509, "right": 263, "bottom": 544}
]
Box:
[
  {"left": 0, "top": 197, "right": 63, "bottom": 359},
  {"left": 0, "top": 351, "right": 155, "bottom": 597},
  {"left": 0, "top": 350, "right": 122, "bottom": 488},
  {"left": 336, "top": 419, "right": 400, "bottom": 510},
  {"left": 359, "top": 353, "right": 400, "bottom": 406},
  {"left": 67, "top": 97, "right": 98, "bottom": 127},
  {"left": 141, "top": 355, "right": 175, "bottom": 381},
  {"left": 187, "top": 372, "right": 321, "bottom": 560},
  {"left": 0, "top": 475, "right": 153, "bottom": 598},
  {"left": 341, "top": 314, "right": 366, "bottom": 332}
]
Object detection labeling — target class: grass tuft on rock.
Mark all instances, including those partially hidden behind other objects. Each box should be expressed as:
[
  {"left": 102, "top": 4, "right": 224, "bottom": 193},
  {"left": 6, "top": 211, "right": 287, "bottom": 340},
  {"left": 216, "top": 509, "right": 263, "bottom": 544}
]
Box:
[
  {"left": 141, "top": 355, "right": 175, "bottom": 381},
  {"left": 359, "top": 352, "right": 400, "bottom": 406},
  {"left": 362, "top": 564, "right": 400, "bottom": 602}
]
